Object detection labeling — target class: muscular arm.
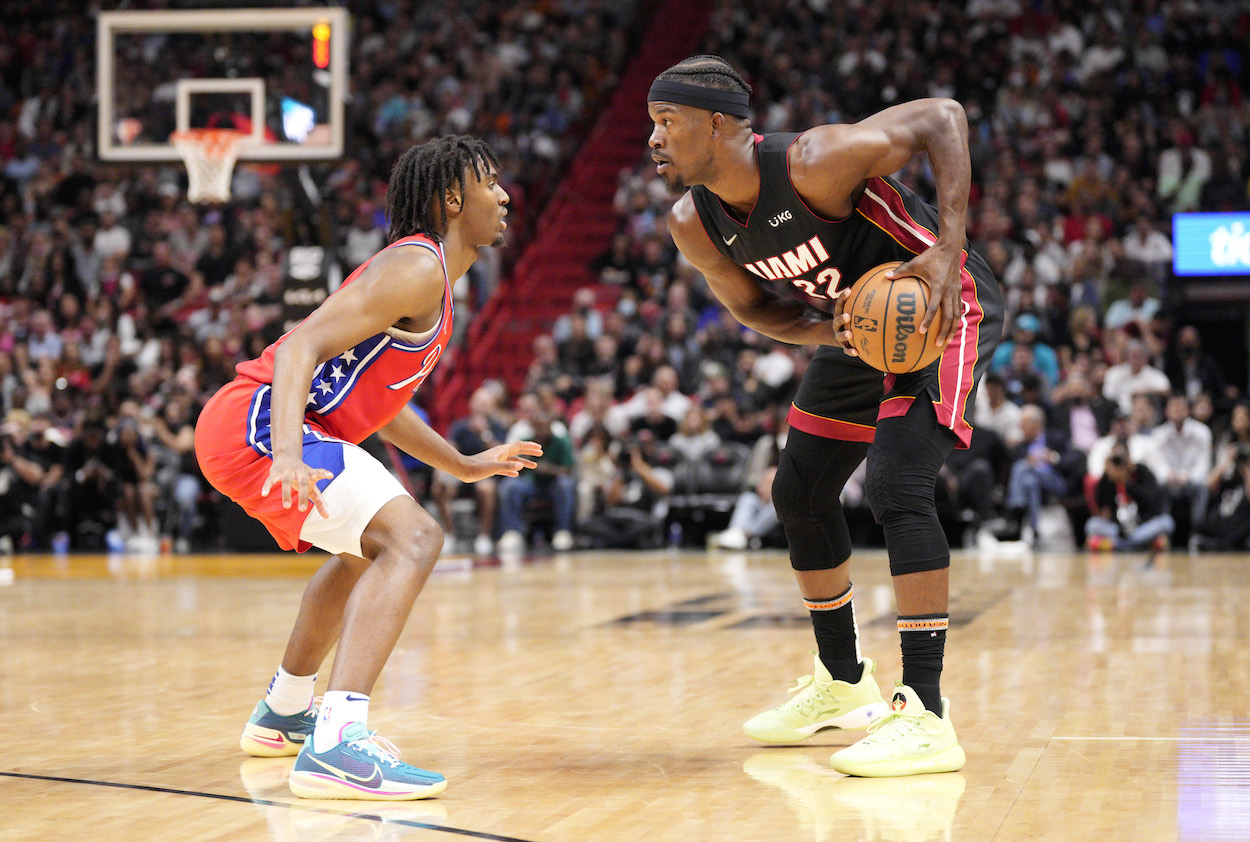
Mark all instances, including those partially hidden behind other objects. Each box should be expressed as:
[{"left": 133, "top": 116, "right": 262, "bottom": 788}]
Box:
[
  {"left": 378, "top": 405, "right": 472, "bottom": 476},
  {"left": 791, "top": 98, "right": 972, "bottom": 344},
  {"left": 669, "top": 194, "right": 840, "bottom": 346},
  {"left": 380, "top": 406, "right": 542, "bottom": 483}
]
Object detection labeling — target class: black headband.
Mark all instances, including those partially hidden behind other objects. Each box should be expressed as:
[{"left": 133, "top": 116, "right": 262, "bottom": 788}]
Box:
[{"left": 647, "top": 79, "right": 750, "bottom": 118}]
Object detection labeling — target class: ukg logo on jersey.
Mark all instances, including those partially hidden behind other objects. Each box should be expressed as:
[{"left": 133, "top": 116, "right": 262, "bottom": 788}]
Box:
[{"left": 1173, "top": 212, "right": 1250, "bottom": 276}]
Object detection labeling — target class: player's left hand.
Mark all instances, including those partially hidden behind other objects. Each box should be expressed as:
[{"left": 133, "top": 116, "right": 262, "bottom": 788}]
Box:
[
  {"left": 886, "top": 243, "right": 964, "bottom": 348},
  {"left": 459, "top": 441, "right": 543, "bottom": 483}
]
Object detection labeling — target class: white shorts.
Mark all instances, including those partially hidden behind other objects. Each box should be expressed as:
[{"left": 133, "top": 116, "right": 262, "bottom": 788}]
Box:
[{"left": 298, "top": 441, "right": 410, "bottom": 558}]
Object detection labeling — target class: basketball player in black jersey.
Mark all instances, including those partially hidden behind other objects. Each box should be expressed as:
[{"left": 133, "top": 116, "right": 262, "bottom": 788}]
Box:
[{"left": 648, "top": 56, "right": 1004, "bottom": 777}]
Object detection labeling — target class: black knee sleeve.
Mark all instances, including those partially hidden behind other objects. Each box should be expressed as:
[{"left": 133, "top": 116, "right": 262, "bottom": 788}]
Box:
[
  {"left": 772, "top": 429, "right": 869, "bottom": 571},
  {"left": 866, "top": 401, "right": 958, "bottom": 576}
]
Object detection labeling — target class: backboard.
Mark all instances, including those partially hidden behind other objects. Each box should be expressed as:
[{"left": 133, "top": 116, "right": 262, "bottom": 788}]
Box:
[{"left": 96, "top": 8, "right": 349, "bottom": 163}]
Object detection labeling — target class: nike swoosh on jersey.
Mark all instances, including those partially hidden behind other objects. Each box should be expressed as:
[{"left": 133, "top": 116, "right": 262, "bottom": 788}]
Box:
[
  {"left": 723, "top": 234, "right": 738, "bottom": 246},
  {"left": 308, "top": 754, "right": 384, "bottom": 788}
]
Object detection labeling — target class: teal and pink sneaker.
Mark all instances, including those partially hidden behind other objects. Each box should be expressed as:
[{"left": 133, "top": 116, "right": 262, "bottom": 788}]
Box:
[
  {"left": 289, "top": 723, "right": 447, "bottom": 800},
  {"left": 240, "top": 700, "right": 317, "bottom": 757}
]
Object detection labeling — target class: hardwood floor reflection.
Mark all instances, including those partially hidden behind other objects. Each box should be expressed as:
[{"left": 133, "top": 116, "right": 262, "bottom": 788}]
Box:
[{"left": 1, "top": 546, "right": 1247, "bottom": 841}]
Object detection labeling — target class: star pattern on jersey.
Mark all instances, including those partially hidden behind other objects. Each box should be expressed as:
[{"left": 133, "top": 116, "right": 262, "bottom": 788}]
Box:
[{"left": 306, "top": 344, "right": 370, "bottom": 411}]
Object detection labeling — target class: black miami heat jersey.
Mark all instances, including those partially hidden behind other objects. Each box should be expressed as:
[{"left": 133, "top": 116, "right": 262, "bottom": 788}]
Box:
[{"left": 689, "top": 132, "right": 1004, "bottom": 447}]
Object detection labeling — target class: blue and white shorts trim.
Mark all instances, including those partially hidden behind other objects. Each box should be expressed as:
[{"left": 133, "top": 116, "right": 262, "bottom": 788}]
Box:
[{"left": 297, "top": 431, "right": 409, "bottom": 558}]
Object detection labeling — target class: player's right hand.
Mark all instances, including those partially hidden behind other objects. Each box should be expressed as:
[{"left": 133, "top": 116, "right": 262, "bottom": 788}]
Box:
[
  {"left": 830, "top": 287, "right": 857, "bottom": 356},
  {"left": 261, "top": 456, "right": 334, "bottom": 517}
]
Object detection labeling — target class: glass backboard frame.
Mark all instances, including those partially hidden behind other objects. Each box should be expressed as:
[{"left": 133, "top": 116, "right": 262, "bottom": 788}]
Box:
[{"left": 96, "top": 7, "right": 349, "bottom": 163}]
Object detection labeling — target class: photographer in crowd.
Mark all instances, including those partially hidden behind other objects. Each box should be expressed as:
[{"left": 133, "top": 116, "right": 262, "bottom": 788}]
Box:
[
  {"left": 1196, "top": 402, "right": 1250, "bottom": 551},
  {"left": 578, "top": 431, "right": 675, "bottom": 550},
  {"left": 1086, "top": 444, "right": 1175, "bottom": 552}
]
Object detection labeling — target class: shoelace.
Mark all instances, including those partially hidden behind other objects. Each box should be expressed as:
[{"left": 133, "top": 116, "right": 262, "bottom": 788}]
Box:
[
  {"left": 863, "top": 707, "right": 925, "bottom": 743},
  {"left": 349, "top": 731, "right": 405, "bottom": 768},
  {"left": 784, "top": 674, "right": 828, "bottom": 715},
  {"left": 783, "top": 650, "right": 844, "bottom": 710}
]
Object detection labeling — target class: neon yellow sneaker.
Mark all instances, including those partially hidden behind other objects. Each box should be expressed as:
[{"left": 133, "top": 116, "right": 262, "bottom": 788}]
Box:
[
  {"left": 744, "top": 656, "right": 888, "bottom": 743},
  {"left": 829, "top": 683, "right": 966, "bottom": 777}
]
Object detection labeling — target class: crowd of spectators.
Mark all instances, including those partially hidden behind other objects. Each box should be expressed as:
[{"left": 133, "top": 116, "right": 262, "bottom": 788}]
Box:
[
  {"left": 435, "top": 0, "right": 1250, "bottom": 555},
  {"left": 0, "top": 0, "right": 638, "bottom": 552},
  {"left": 2, "top": 0, "right": 1249, "bottom": 557}
]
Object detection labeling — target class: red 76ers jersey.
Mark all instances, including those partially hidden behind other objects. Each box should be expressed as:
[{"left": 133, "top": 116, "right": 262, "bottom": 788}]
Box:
[{"left": 235, "top": 234, "right": 454, "bottom": 445}]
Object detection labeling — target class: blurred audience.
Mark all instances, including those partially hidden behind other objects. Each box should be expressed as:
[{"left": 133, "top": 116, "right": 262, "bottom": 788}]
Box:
[
  {"left": 0, "top": 0, "right": 640, "bottom": 551},
  {"left": 498, "top": 411, "right": 576, "bottom": 553},
  {"left": 433, "top": 387, "right": 508, "bottom": 556},
  {"left": 2, "top": 0, "right": 1248, "bottom": 556},
  {"left": 1148, "top": 394, "right": 1212, "bottom": 547}
]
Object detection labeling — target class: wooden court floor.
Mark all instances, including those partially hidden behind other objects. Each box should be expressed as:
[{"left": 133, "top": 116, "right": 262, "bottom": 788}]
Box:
[{"left": 2, "top": 544, "right": 1249, "bottom": 841}]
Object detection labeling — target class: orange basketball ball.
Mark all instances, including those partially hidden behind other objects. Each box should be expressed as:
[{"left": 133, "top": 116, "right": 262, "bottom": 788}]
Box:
[{"left": 844, "top": 261, "right": 943, "bottom": 374}]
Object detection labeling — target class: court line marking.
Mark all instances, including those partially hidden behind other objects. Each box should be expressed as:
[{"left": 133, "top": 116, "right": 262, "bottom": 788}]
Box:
[{"left": 0, "top": 771, "right": 539, "bottom": 842}]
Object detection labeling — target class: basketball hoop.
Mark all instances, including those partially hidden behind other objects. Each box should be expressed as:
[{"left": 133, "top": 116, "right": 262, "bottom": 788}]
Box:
[{"left": 170, "top": 129, "right": 248, "bottom": 203}]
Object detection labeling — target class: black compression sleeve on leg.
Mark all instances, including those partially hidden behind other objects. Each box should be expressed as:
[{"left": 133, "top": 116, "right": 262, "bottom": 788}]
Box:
[
  {"left": 866, "top": 400, "right": 958, "bottom": 576},
  {"left": 772, "top": 428, "right": 870, "bottom": 571}
]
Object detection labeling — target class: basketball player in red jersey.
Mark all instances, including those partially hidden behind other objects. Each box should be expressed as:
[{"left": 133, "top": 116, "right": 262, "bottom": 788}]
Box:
[
  {"left": 648, "top": 57, "right": 1004, "bottom": 777},
  {"left": 195, "top": 136, "right": 541, "bottom": 800}
]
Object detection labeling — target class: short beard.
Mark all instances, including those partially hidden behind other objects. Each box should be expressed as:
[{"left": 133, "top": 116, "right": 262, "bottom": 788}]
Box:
[{"left": 662, "top": 172, "right": 689, "bottom": 195}]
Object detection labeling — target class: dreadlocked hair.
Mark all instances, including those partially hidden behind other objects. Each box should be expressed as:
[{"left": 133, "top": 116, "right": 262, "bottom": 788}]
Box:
[
  {"left": 385, "top": 135, "right": 500, "bottom": 243},
  {"left": 655, "top": 55, "right": 752, "bottom": 97}
]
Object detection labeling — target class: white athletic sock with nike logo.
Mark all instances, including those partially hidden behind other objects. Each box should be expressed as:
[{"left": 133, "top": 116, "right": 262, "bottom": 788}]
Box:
[{"left": 314, "top": 691, "right": 370, "bottom": 753}]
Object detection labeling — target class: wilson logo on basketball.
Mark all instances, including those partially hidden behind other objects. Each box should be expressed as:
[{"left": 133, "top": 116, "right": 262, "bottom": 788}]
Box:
[
  {"left": 844, "top": 261, "right": 942, "bottom": 374},
  {"left": 891, "top": 292, "right": 917, "bottom": 364}
]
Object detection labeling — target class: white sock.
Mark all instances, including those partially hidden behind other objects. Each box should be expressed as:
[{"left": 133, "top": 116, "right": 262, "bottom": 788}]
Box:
[
  {"left": 264, "top": 666, "right": 317, "bottom": 716},
  {"left": 313, "top": 690, "right": 370, "bottom": 753}
]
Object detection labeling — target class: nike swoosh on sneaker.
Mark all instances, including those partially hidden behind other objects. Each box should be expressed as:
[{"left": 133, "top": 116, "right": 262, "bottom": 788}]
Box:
[
  {"left": 723, "top": 234, "right": 738, "bottom": 246},
  {"left": 308, "top": 754, "right": 383, "bottom": 788},
  {"left": 248, "top": 734, "right": 287, "bottom": 748}
]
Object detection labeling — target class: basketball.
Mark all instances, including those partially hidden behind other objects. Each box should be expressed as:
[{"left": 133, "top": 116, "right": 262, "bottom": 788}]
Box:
[{"left": 844, "top": 260, "right": 943, "bottom": 374}]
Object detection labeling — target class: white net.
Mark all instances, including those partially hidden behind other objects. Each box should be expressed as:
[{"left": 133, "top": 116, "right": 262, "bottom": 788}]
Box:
[{"left": 170, "top": 129, "right": 247, "bottom": 203}]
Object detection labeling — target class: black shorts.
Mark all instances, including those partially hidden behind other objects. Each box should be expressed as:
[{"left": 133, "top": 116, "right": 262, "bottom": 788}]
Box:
[{"left": 788, "top": 255, "right": 1004, "bottom": 449}]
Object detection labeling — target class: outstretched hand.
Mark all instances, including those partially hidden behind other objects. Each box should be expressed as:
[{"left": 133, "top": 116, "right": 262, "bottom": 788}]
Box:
[
  {"left": 261, "top": 456, "right": 334, "bottom": 517},
  {"left": 459, "top": 441, "right": 543, "bottom": 483},
  {"left": 886, "top": 245, "right": 965, "bottom": 348}
]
